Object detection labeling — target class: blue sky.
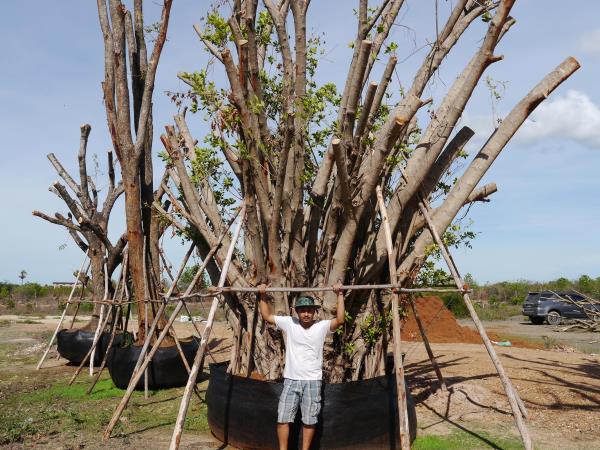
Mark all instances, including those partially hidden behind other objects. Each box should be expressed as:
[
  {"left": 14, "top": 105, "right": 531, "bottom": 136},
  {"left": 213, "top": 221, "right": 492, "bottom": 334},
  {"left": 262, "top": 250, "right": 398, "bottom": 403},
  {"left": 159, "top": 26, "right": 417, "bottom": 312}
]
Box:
[{"left": 1, "top": 1, "right": 599, "bottom": 285}]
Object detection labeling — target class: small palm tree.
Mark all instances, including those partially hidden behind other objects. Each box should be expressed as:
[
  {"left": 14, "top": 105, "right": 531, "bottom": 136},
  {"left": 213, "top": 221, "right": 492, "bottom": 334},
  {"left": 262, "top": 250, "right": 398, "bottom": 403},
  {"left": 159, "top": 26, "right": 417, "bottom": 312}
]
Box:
[{"left": 18, "top": 270, "right": 27, "bottom": 285}]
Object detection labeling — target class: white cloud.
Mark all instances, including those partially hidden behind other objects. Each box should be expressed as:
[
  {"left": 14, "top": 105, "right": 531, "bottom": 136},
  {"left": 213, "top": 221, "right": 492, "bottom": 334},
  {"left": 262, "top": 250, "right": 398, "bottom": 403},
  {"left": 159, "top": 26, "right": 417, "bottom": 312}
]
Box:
[
  {"left": 515, "top": 90, "right": 600, "bottom": 148},
  {"left": 577, "top": 28, "right": 600, "bottom": 55}
]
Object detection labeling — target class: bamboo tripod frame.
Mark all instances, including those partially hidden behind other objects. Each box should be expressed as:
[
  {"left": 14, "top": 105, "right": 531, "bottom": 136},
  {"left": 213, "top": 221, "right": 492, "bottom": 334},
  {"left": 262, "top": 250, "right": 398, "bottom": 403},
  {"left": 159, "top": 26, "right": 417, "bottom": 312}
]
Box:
[
  {"left": 100, "top": 200, "right": 466, "bottom": 449},
  {"left": 93, "top": 195, "right": 529, "bottom": 450},
  {"left": 103, "top": 204, "right": 246, "bottom": 441},
  {"left": 417, "top": 200, "right": 533, "bottom": 450}
]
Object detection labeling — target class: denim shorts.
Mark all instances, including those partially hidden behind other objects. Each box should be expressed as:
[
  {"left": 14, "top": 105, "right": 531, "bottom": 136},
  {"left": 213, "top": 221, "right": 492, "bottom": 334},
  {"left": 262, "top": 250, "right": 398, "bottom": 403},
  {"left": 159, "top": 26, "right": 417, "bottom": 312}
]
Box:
[{"left": 277, "top": 379, "right": 322, "bottom": 425}]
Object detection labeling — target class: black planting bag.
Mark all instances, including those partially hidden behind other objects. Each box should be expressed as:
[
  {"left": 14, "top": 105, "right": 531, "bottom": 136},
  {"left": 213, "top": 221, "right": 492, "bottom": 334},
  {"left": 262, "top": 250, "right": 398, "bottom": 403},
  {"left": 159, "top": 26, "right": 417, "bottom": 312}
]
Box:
[
  {"left": 206, "top": 361, "right": 417, "bottom": 450},
  {"left": 56, "top": 329, "right": 117, "bottom": 366},
  {"left": 106, "top": 337, "right": 199, "bottom": 390}
]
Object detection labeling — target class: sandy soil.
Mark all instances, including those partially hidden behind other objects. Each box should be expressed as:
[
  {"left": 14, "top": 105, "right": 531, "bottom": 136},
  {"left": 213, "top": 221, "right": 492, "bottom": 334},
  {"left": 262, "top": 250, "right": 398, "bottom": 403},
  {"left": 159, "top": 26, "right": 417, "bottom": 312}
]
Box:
[{"left": 404, "top": 342, "right": 600, "bottom": 449}]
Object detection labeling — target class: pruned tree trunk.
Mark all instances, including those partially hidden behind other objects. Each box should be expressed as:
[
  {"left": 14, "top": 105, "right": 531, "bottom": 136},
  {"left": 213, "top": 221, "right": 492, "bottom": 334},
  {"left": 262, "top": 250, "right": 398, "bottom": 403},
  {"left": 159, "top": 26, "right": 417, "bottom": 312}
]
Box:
[{"left": 34, "top": 124, "right": 126, "bottom": 330}]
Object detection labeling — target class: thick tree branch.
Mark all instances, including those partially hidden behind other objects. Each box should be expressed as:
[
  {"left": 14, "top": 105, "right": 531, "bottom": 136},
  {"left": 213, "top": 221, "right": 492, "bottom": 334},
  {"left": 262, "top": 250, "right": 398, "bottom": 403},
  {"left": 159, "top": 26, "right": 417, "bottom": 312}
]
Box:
[
  {"left": 132, "top": 0, "right": 173, "bottom": 161},
  {"left": 397, "top": 56, "right": 580, "bottom": 283},
  {"left": 77, "top": 124, "right": 93, "bottom": 210}
]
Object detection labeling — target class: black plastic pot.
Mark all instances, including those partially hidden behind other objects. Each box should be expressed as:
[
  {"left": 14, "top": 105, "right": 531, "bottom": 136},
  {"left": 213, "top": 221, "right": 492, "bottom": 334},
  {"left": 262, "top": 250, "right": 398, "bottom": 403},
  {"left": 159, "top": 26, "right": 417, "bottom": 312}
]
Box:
[
  {"left": 56, "top": 329, "right": 116, "bottom": 365},
  {"left": 206, "top": 362, "right": 417, "bottom": 450},
  {"left": 106, "top": 337, "right": 199, "bottom": 390}
]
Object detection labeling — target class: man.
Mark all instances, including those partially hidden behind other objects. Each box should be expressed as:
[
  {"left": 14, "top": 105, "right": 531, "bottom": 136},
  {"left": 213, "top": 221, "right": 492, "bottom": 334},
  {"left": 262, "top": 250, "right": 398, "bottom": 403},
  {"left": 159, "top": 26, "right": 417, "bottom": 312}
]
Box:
[{"left": 258, "top": 283, "right": 345, "bottom": 450}]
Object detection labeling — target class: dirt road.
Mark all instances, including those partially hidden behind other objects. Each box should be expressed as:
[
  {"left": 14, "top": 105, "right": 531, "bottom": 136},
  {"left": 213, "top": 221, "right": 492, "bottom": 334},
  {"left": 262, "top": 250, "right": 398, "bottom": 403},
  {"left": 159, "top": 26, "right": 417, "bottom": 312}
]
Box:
[{"left": 459, "top": 315, "right": 600, "bottom": 354}]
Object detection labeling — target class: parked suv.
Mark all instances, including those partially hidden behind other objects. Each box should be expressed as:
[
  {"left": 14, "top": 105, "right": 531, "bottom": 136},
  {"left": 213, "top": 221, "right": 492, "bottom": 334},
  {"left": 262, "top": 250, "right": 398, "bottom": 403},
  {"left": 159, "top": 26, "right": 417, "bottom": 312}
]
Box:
[{"left": 522, "top": 291, "right": 600, "bottom": 325}]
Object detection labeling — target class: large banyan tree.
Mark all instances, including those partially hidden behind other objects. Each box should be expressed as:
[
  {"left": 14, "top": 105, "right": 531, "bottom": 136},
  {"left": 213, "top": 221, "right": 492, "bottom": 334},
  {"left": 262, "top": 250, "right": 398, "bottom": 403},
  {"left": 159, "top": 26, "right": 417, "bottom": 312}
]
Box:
[{"left": 161, "top": 0, "right": 576, "bottom": 382}]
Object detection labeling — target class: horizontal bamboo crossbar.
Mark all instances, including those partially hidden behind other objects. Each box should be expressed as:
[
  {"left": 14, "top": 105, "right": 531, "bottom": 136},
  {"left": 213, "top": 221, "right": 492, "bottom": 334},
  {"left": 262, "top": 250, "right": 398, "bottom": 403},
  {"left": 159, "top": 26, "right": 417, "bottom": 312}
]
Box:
[
  {"left": 164, "top": 284, "right": 469, "bottom": 300},
  {"left": 59, "top": 285, "right": 469, "bottom": 307}
]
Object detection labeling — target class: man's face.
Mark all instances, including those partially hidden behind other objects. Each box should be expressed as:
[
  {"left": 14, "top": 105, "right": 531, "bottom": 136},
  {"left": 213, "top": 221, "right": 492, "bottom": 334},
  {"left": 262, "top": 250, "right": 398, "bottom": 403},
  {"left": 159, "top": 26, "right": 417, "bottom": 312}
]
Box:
[{"left": 295, "top": 306, "right": 317, "bottom": 326}]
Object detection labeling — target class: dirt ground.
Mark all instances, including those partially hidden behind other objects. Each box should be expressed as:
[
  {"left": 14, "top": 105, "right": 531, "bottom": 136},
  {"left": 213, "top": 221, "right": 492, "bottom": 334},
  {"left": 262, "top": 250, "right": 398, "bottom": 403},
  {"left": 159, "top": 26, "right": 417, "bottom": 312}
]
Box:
[{"left": 1, "top": 309, "right": 599, "bottom": 449}]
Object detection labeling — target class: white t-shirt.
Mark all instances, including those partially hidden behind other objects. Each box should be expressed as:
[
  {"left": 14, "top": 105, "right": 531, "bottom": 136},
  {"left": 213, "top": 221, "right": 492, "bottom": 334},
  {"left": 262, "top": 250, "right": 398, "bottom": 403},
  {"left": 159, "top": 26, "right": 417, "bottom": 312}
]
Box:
[{"left": 274, "top": 316, "right": 332, "bottom": 380}]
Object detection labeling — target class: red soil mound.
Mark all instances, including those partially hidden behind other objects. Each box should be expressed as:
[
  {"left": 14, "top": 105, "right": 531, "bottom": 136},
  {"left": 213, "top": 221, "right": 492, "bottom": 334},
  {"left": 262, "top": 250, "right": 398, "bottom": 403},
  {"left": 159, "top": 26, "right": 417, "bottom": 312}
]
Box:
[
  {"left": 401, "top": 296, "right": 539, "bottom": 349},
  {"left": 401, "top": 296, "right": 484, "bottom": 344}
]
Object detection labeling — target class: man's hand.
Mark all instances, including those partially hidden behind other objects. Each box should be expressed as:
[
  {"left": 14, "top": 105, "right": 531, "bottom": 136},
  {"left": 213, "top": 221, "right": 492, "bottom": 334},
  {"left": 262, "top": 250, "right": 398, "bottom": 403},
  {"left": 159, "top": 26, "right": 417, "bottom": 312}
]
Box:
[
  {"left": 258, "top": 283, "right": 268, "bottom": 296},
  {"left": 332, "top": 281, "right": 343, "bottom": 296},
  {"left": 257, "top": 283, "right": 275, "bottom": 325},
  {"left": 330, "top": 280, "right": 346, "bottom": 332}
]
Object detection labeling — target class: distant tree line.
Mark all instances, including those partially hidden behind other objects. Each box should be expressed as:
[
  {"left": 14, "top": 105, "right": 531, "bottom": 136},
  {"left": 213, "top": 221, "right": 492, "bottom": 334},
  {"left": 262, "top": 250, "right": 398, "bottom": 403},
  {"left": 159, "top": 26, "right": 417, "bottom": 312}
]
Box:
[
  {"left": 435, "top": 274, "right": 600, "bottom": 319},
  {"left": 464, "top": 274, "right": 600, "bottom": 304},
  {"left": 0, "top": 281, "right": 90, "bottom": 302}
]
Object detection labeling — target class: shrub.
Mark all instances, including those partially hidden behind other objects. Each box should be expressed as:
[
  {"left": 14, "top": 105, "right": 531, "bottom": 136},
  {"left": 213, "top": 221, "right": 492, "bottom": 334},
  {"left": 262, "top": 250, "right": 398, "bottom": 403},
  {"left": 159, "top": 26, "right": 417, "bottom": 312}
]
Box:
[{"left": 440, "top": 293, "right": 469, "bottom": 318}]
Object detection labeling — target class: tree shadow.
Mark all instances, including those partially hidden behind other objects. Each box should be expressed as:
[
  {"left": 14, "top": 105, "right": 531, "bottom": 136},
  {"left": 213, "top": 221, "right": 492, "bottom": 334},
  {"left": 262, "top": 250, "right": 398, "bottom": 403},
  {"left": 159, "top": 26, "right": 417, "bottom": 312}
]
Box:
[
  {"left": 420, "top": 403, "right": 506, "bottom": 449},
  {"left": 406, "top": 349, "right": 600, "bottom": 413}
]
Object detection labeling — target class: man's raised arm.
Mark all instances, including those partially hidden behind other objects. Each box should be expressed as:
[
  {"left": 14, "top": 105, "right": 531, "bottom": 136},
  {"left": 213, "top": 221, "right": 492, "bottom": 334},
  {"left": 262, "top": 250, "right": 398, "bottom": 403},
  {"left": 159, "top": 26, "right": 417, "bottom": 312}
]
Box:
[
  {"left": 258, "top": 284, "right": 275, "bottom": 325},
  {"left": 329, "top": 281, "right": 345, "bottom": 331}
]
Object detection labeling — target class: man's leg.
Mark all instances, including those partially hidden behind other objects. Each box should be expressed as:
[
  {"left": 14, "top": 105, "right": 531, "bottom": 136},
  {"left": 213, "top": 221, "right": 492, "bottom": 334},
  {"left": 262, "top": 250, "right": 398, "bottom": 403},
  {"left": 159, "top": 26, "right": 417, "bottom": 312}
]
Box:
[
  {"left": 299, "top": 380, "right": 322, "bottom": 450},
  {"left": 301, "top": 424, "right": 316, "bottom": 450},
  {"left": 277, "top": 423, "right": 290, "bottom": 450},
  {"left": 277, "top": 379, "right": 300, "bottom": 450}
]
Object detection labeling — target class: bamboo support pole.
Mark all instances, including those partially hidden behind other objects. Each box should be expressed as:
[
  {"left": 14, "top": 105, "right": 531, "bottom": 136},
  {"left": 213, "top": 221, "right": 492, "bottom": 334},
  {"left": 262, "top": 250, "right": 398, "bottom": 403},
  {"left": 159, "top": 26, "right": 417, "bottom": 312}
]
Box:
[
  {"left": 169, "top": 203, "right": 246, "bottom": 450},
  {"left": 91, "top": 261, "right": 109, "bottom": 376},
  {"left": 86, "top": 305, "right": 122, "bottom": 393},
  {"left": 407, "top": 296, "right": 447, "bottom": 391},
  {"left": 87, "top": 252, "right": 129, "bottom": 394},
  {"left": 143, "top": 239, "right": 150, "bottom": 398},
  {"left": 376, "top": 186, "right": 411, "bottom": 450},
  {"left": 69, "top": 294, "right": 114, "bottom": 385},
  {"left": 68, "top": 287, "right": 85, "bottom": 330},
  {"left": 166, "top": 243, "right": 195, "bottom": 298},
  {"left": 159, "top": 246, "right": 176, "bottom": 282},
  {"left": 70, "top": 261, "right": 126, "bottom": 385},
  {"left": 169, "top": 284, "right": 467, "bottom": 300},
  {"left": 104, "top": 205, "right": 244, "bottom": 441},
  {"left": 417, "top": 201, "right": 532, "bottom": 450},
  {"left": 37, "top": 252, "right": 89, "bottom": 370},
  {"left": 46, "top": 283, "right": 468, "bottom": 307}
]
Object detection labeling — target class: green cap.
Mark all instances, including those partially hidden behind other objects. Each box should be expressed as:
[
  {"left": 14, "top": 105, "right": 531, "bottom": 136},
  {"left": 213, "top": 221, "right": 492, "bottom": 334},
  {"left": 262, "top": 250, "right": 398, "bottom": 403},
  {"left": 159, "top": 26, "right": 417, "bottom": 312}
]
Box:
[{"left": 295, "top": 295, "right": 320, "bottom": 308}]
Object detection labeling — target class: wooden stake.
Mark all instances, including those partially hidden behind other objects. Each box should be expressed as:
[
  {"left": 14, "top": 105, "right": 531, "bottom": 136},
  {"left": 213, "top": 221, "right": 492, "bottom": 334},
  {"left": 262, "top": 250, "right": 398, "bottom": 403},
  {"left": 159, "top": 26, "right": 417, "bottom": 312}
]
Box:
[
  {"left": 37, "top": 252, "right": 89, "bottom": 370},
  {"left": 68, "top": 287, "right": 85, "bottom": 330},
  {"left": 103, "top": 206, "right": 244, "bottom": 441},
  {"left": 87, "top": 252, "right": 129, "bottom": 394},
  {"left": 69, "top": 261, "right": 127, "bottom": 385},
  {"left": 68, "top": 297, "right": 113, "bottom": 385},
  {"left": 90, "top": 261, "right": 109, "bottom": 376},
  {"left": 417, "top": 201, "right": 532, "bottom": 450},
  {"left": 169, "top": 203, "right": 246, "bottom": 450},
  {"left": 407, "top": 296, "right": 447, "bottom": 391},
  {"left": 170, "top": 284, "right": 465, "bottom": 299},
  {"left": 142, "top": 238, "right": 151, "bottom": 398},
  {"left": 376, "top": 187, "right": 411, "bottom": 450}
]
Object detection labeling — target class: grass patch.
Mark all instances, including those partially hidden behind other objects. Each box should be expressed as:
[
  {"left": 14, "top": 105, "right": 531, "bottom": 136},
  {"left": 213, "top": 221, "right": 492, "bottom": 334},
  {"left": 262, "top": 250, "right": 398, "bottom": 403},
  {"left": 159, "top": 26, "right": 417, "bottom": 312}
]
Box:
[
  {"left": 440, "top": 294, "right": 522, "bottom": 321},
  {"left": 1, "top": 374, "right": 210, "bottom": 444},
  {"left": 0, "top": 319, "right": 11, "bottom": 327},
  {"left": 474, "top": 304, "right": 522, "bottom": 321},
  {"left": 0, "top": 415, "right": 38, "bottom": 445},
  {"left": 21, "top": 379, "right": 125, "bottom": 404},
  {"left": 17, "top": 319, "right": 43, "bottom": 324},
  {"left": 413, "top": 429, "right": 522, "bottom": 450}
]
